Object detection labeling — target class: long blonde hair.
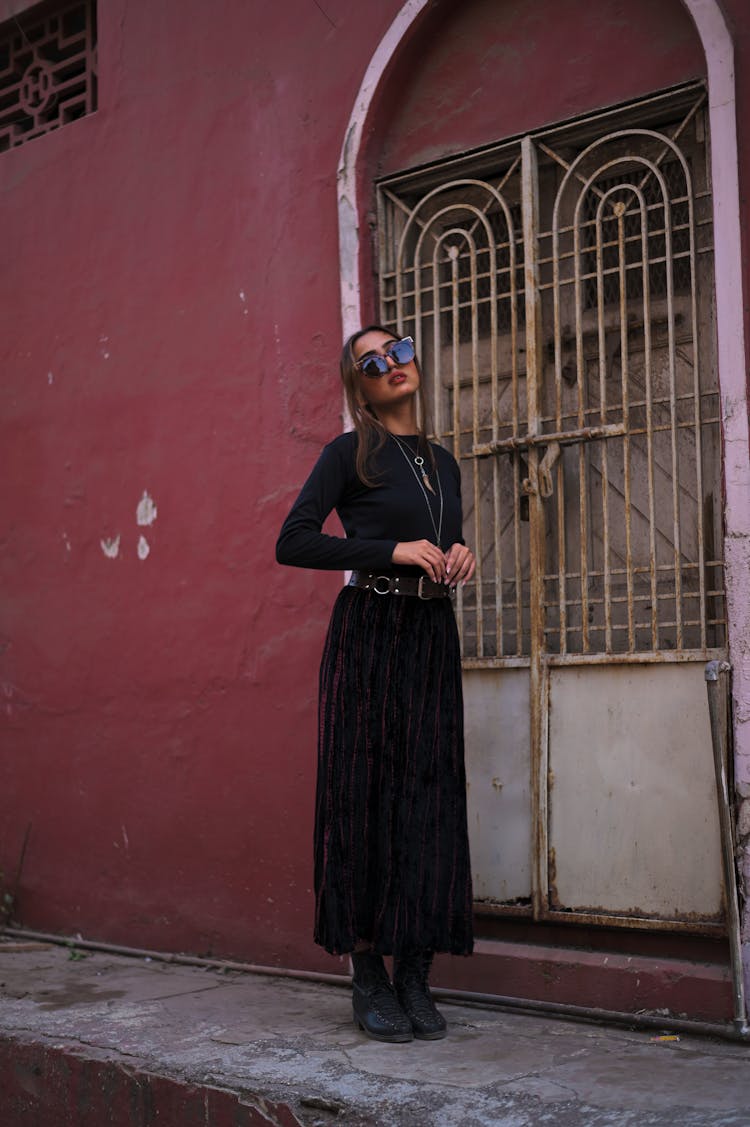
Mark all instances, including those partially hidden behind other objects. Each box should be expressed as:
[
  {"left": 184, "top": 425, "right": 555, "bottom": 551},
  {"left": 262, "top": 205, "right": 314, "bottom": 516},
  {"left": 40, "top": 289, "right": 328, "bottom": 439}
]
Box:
[{"left": 340, "top": 325, "right": 434, "bottom": 488}]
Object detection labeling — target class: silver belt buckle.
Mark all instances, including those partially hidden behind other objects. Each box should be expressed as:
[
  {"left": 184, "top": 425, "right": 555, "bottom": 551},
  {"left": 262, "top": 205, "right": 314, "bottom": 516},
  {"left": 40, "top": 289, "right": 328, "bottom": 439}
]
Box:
[
  {"left": 373, "top": 575, "right": 392, "bottom": 595},
  {"left": 418, "top": 576, "right": 433, "bottom": 600}
]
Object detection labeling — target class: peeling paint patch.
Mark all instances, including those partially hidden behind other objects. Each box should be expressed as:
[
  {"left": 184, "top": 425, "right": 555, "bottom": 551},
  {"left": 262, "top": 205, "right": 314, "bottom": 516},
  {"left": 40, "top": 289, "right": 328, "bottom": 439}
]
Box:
[
  {"left": 137, "top": 535, "right": 150, "bottom": 561},
  {"left": 737, "top": 799, "right": 750, "bottom": 839},
  {"left": 3, "top": 683, "right": 14, "bottom": 718},
  {"left": 136, "top": 491, "right": 157, "bottom": 526},
  {"left": 100, "top": 535, "right": 121, "bottom": 559}
]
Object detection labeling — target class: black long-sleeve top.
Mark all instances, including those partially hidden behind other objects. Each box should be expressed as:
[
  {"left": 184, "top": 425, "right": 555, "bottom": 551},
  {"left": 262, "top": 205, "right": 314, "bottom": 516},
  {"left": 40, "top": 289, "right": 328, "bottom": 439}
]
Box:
[{"left": 276, "top": 430, "right": 464, "bottom": 573}]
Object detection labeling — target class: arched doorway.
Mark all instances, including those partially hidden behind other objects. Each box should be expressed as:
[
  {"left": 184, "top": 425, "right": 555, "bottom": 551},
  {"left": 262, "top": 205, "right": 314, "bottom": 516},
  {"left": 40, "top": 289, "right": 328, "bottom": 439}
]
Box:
[{"left": 338, "top": 0, "right": 750, "bottom": 1006}]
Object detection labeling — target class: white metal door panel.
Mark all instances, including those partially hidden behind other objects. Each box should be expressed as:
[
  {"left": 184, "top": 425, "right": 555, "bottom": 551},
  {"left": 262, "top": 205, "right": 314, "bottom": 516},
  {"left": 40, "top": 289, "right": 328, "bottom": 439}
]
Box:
[
  {"left": 464, "top": 669, "right": 531, "bottom": 903},
  {"left": 548, "top": 662, "right": 724, "bottom": 920}
]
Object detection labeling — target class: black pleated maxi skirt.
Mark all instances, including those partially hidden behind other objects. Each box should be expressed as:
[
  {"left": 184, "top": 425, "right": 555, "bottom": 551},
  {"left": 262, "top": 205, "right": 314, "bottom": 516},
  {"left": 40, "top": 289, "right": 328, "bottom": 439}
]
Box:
[{"left": 314, "top": 585, "right": 474, "bottom": 957}]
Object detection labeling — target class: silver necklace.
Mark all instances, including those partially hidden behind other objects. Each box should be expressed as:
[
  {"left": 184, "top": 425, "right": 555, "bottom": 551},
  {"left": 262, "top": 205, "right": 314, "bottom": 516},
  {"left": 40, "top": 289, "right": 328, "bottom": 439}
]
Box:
[{"left": 390, "top": 433, "right": 444, "bottom": 546}]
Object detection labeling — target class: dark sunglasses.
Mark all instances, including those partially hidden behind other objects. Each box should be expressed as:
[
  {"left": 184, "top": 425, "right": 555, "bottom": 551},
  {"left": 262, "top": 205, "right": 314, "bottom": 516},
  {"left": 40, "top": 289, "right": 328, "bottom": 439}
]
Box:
[{"left": 355, "top": 336, "right": 416, "bottom": 379}]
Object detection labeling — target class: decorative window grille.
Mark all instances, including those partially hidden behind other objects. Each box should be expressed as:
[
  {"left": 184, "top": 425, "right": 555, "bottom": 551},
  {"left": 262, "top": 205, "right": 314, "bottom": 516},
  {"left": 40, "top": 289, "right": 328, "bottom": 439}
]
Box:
[
  {"left": 581, "top": 161, "right": 692, "bottom": 309},
  {"left": 0, "top": 0, "right": 97, "bottom": 154},
  {"left": 378, "top": 85, "right": 725, "bottom": 664}
]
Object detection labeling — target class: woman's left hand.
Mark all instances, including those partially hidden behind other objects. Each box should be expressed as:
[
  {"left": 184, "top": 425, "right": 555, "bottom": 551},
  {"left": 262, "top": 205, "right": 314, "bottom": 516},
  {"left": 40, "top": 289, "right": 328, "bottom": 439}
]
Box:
[{"left": 444, "top": 543, "right": 476, "bottom": 587}]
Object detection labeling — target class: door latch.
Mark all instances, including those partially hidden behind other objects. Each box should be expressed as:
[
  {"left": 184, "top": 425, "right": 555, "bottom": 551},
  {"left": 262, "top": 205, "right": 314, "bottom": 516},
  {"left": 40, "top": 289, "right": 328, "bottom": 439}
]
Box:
[{"left": 522, "top": 442, "right": 561, "bottom": 500}]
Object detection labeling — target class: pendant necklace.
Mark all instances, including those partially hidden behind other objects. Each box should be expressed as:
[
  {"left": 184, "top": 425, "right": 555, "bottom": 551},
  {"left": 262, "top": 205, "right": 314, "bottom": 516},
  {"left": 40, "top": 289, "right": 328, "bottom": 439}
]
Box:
[
  {"left": 408, "top": 445, "right": 435, "bottom": 494},
  {"left": 390, "top": 433, "right": 444, "bottom": 546}
]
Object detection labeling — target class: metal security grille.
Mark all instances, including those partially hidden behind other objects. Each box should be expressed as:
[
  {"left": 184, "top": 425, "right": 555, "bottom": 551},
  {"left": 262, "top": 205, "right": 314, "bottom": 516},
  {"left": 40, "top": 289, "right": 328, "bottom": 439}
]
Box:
[
  {"left": 377, "top": 85, "right": 725, "bottom": 667},
  {"left": 0, "top": 0, "right": 97, "bottom": 154}
]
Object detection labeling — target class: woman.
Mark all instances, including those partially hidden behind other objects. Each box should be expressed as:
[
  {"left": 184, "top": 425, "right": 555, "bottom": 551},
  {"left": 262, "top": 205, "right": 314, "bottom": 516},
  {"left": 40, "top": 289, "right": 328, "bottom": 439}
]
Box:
[{"left": 276, "top": 326, "right": 475, "bottom": 1043}]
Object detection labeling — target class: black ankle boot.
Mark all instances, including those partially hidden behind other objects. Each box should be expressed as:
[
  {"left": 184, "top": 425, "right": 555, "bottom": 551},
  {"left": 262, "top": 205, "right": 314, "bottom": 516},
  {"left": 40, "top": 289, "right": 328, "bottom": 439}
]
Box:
[
  {"left": 351, "top": 952, "right": 413, "bottom": 1043},
  {"left": 393, "top": 950, "right": 447, "bottom": 1040}
]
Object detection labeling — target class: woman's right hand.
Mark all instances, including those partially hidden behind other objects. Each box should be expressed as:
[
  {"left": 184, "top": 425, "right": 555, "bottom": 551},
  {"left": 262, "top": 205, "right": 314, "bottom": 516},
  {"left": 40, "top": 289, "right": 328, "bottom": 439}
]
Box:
[{"left": 391, "top": 540, "right": 448, "bottom": 583}]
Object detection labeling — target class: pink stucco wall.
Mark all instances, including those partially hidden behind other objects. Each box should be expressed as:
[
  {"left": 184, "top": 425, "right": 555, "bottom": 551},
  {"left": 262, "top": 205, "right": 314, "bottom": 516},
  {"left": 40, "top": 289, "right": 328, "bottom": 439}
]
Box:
[
  {"left": 0, "top": 0, "right": 401, "bottom": 971},
  {"left": 0, "top": 0, "right": 747, "bottom": 980}
]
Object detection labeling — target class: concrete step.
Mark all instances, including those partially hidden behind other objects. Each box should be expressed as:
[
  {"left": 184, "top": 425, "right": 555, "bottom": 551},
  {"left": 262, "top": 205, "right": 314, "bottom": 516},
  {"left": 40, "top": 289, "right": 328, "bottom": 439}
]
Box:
[{"left": 1, "top": 943, "right": 749, "bottom": 1126}]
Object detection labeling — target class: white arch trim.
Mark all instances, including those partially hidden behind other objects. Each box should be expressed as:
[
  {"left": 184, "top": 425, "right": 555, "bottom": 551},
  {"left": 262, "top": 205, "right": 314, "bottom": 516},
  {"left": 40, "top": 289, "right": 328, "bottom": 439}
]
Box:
[{"left": 337, "top": 0, "right": 750, "bottom": 789}]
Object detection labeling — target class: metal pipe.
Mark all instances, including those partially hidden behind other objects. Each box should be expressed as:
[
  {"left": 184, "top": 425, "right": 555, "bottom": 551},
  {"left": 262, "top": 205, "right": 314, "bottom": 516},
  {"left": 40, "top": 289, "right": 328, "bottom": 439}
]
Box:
[
  {"left": 0, "top": 926, "right": 350, "bottom": 986},
  {"left": 431, "top": 986, "right": 750, "bottom": 1043},
  {"left": 3, "top": 924, "right": 749, "bottom": 1044},
  {"left": 705, "top": 659, "right": 748, "bottom": 1034}
]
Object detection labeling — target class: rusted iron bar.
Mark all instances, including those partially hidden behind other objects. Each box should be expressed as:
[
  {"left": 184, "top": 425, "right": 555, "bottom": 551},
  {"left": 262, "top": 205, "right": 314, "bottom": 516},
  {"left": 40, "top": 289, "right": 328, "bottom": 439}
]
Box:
[
  {"left": 522, "top": 136, "right": 548, "bottom": 921},
  {"left": 472, "top": 422, "right": 626, "bottom": 457}
]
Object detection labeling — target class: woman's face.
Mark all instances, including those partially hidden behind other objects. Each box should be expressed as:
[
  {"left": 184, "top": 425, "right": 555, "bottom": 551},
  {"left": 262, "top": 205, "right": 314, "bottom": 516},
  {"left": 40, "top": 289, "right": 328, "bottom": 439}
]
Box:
[{"left": 352, "top": 329, "right": 420, "bottom": 410}]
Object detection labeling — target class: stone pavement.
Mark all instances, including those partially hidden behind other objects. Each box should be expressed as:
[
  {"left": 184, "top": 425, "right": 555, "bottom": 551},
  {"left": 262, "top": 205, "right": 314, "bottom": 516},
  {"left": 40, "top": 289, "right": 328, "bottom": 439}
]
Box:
[{"left": 1, "top": 941, "right": 750, "bottom": 1126}]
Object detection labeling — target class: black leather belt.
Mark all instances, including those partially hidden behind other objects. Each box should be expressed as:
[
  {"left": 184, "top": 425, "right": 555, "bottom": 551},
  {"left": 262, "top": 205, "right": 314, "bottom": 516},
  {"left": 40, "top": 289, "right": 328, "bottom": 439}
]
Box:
[{"left": 349, "top": 571, "right": 452, "bottom": 600}]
